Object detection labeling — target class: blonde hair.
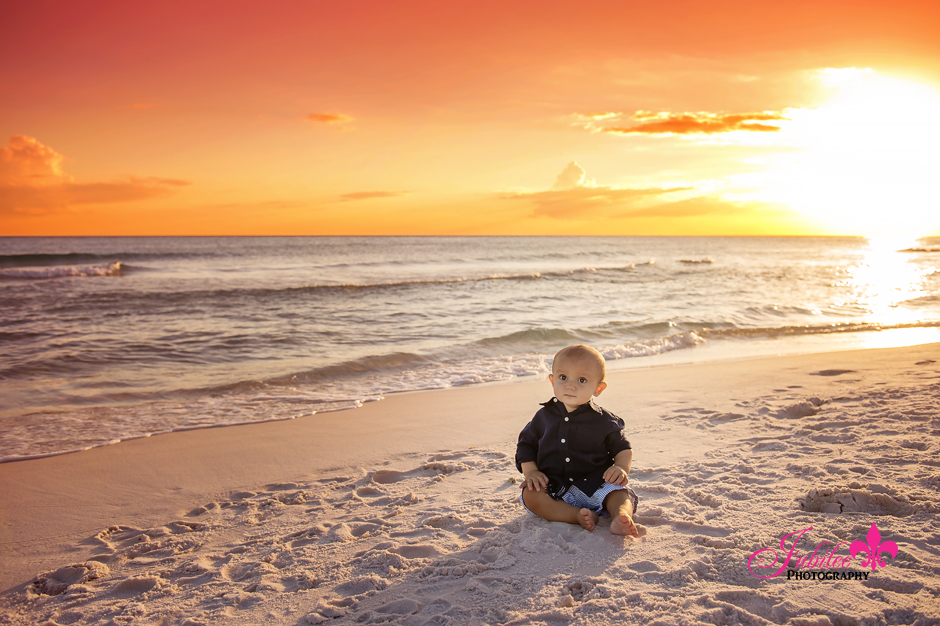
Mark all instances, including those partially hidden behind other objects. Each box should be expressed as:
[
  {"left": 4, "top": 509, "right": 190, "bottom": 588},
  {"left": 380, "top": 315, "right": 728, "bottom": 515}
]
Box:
[{"left": 552, "top": 344, "right": 606, "bottom": 382}]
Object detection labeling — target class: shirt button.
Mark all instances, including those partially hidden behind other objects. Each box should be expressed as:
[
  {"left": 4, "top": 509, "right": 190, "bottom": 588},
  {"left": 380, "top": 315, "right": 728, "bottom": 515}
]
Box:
[
  {"left": 565, "top": 457, "right": 570, "bottom": 462},
  {"left": 564, "top": 417, "right": 569, "bottom": 422},
  {"left": 569, "top": 478, "right": 574, "bottom": 482},
  {"left": 560, "top": 438, "right": 566, "bottom": 443}
]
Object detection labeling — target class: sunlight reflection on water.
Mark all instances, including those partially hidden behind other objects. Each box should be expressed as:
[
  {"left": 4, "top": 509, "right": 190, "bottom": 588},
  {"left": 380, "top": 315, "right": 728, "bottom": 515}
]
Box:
[{"left": 842, "top": 237, "right": 933, "bottom": 325}]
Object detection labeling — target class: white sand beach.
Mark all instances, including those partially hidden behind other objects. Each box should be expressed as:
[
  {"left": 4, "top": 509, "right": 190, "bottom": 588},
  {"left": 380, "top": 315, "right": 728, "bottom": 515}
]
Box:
[{"left": 1, "top": 343, "right": 939, "bottom": 625}]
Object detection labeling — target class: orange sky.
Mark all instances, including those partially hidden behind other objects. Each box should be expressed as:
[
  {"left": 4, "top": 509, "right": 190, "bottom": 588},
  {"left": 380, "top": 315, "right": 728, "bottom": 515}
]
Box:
[{"left": 2, "top": 0, "right": 940, "bottom": 237}]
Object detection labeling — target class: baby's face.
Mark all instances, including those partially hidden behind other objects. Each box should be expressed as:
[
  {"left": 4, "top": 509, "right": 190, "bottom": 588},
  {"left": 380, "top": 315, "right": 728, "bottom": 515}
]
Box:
[{"left": 550, "top": 355, "right": 607, "bottom": 412}]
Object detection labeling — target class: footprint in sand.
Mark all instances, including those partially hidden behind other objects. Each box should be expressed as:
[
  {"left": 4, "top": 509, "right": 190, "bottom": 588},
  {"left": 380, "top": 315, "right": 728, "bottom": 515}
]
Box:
[
  {"left": 93, "top": 525, "right": 140, "bottom": 551},
  {"left": 628, "top": 561, "right": 661, "bottom": 573},
  {"left": 306, "top": 603, "right": 348, "bottom": 623},
  {"left": 466, "top": 520, "right": 497, "bottom": 536},
  {"left": 372, "top": 469, "right": 412, "bottom": 484},
  {"left": 708, "top": 412, "right": 747, "bottom": 423},
  {"left": 265, "top": 482, "right": 304, "bottom": 491},
  {"left": 333, "top": 575, "right": 388, "bottom": 596},
  {"left": 350, "top": 522, "right": 385, "bottom": 537},
  {"left": 372, "top": 462, "right": 464, "bottom": 485},
  {"left": 772, "top": 399, "right": 823, "bottom": 419},
  {"left": 353, "top": 485, "right": 396, "bottom": 506},
  {"left": 167, "top": 521, "right": 203, "bottom": 534},
  {"left": 427, "top": 451, "right": 467, "bottom": 461},
  {"left": 31, "top": 562, "right": 111, "bottom": 596},
  {"left": 284, "top": 525, "right": 326, "bottom": 548},
  {"left": 221, "top": 561, "right": 278, "bottom": 583},
  {"left": 109, "top": 576, "right": 160, "bottom": 599},
  {"left": 186, "top": 502, "right": 220, "bottom": 517},
  {"left": 752, "top": 441, "right": 787, "bottom": 452},
  {"left": 270, "top": 490, "right": 310, "bottom": 505},
  {"left": 375, "top": 598, "right": 423, "bottom": 616},
  {"left": 394, "top": 544, "right": 440, "bottom": 559},
  {"left": 811, "top": 369, "right": 856, "bottom": 376}
]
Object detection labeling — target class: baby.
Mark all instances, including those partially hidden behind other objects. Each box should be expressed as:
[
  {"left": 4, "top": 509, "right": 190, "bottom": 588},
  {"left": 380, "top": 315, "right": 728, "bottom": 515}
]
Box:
[{"left": 515, "top": 344, "right": 639, "bottom": 536}]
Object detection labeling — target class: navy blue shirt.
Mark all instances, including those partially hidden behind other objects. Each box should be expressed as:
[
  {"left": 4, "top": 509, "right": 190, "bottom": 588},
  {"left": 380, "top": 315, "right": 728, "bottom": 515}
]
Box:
[{"left": 515, "top": 397, "right": 631, "bottom": 498}]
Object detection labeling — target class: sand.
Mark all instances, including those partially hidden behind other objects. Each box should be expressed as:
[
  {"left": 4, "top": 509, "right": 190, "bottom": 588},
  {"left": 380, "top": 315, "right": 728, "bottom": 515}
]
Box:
[{"left": 1, "top": 343, "right": 939, "bottom": 625}]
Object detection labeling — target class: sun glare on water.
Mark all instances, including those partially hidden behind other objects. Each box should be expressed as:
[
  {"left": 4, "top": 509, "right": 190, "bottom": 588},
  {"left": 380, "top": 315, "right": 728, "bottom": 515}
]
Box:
[
  {"left": 847, "top": 235, "right": 928, "bottom": 321},
  {"left": 827, "top": 234, "right": 940, "bottom": 351},
  {"left": 760, "top": 70, "right": 940, "bottom": 238}
]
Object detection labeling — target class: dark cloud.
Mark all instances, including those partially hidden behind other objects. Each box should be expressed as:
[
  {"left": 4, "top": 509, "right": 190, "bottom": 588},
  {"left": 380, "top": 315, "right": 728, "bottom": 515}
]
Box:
[{"left": 604, "top": 111, "right": 787, "bottom": 135}]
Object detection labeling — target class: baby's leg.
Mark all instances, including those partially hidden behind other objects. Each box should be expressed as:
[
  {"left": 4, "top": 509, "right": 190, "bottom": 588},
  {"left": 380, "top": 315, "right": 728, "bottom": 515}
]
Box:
[
  {"left": 522, "top": 488, "right": 598, "bottom": 531},
  {"left": 603, "top": 490, "right": 639, "bottom": 537}
]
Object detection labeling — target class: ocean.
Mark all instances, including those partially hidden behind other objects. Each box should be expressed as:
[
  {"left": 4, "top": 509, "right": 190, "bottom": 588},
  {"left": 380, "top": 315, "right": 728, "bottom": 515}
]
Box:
[{"left": 2, "top": 236, "right": 939, "bottom": 462}]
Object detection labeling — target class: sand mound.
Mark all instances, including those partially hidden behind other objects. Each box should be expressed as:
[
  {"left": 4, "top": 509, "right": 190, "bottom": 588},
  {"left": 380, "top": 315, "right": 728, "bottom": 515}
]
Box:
[{"left": 799, "top": 486, "right": 918, "bottom": 516}]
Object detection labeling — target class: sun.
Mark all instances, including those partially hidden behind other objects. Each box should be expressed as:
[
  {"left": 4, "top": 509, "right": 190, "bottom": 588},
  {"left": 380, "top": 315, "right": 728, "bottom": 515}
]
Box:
[{"left": 757, "top": 70, "right": 940, "bottom": 238}]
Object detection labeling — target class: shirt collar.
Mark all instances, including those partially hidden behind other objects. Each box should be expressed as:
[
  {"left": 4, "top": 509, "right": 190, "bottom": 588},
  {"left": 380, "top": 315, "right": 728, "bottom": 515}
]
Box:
[{"left": 540, "top": 396, "right": 603, "bottom": 416}]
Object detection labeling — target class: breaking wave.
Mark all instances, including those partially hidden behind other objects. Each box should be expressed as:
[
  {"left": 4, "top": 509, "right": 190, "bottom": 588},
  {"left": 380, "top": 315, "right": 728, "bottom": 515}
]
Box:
[{"left": 0, "top": 262, "right": 125, "bottom": 280}]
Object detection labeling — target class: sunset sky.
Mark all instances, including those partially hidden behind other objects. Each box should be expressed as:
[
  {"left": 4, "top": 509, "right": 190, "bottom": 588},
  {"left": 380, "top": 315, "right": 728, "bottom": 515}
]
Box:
[{"left": 2, "top": 0, "right": 940, "bottom": 237}]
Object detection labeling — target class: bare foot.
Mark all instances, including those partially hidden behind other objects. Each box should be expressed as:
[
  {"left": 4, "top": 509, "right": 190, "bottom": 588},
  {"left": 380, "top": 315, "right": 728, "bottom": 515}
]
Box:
[
  {"left": 577, "top": 508, "right": 598, "bottom": 531},
  {"left": 610, "top": 512, "right": 639, "bottom": 537}
]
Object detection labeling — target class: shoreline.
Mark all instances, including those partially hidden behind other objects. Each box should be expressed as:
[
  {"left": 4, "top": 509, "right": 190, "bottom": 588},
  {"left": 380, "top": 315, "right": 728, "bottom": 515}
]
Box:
[
  {"left": 1, "top": 342, "right": 938, "bottom": 624},
  {"left": 5, "top": 325, "right": 940, "bottom": 467}
]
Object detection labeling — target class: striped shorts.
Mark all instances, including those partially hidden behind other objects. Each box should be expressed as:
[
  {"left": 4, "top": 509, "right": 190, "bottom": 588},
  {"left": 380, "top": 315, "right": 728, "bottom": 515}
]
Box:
[{"left": 521, "top": 482, "right": 639, "bottom": 518}]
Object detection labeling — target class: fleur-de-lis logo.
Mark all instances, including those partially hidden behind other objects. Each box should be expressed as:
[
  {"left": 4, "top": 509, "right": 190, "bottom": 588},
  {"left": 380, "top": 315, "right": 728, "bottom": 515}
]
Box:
[{"left": 850, "top": 523, "right": 898, "bottom": 572}]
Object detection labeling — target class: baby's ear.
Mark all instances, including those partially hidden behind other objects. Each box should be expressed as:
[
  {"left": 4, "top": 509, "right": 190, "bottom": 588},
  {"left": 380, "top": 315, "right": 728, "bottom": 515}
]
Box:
[{"left": 594, "top": 382, "right": 607, "bottom": 396}]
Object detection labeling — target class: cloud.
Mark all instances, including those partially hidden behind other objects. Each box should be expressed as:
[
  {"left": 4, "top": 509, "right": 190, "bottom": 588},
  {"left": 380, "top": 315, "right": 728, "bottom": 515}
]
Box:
[
  {"left": 510, "top": 187, "right": 691, "bottom": 219},
  {"left": 603, "top": 111, "right": 788, "bottom": 135},
  {"left": 570, "top": 112, "right": 622, "bottom": 132},
  {"left": 0, "top": 136, "right": 191, "bottom": 213},
  {"left": 307, "top": 112, "right": 354, "bottom": 124},
  {"left": 619, "top": 195, "right": 752, "bottom": 218},
  {"left": 552, "top": 161, "right": 595, "bottom": 190},
  {"left": 501, "top": 162, "right": 689, "bottom": 219},
  {"left": 339, "top": 191, "right": 408, "bottom": 202},
  {"left": 0, "top": 135, "right": 68, "bottom": 186},
  {"left": 194, "top": 200, "right": 304, "bottom": 211}
]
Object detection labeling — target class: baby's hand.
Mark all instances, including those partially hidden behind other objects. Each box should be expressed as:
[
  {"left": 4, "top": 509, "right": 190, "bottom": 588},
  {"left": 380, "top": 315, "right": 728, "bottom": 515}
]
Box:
[
  {"left": 522, "top": 470, "right": 549, "bottom": 492},
  {"left": 604, "top": 464, "right": 629, "bottom": 486}
]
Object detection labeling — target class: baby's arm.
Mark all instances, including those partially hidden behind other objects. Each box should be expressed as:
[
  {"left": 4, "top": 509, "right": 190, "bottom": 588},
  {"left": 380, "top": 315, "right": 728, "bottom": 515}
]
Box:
[
  {"left": 603, "top": 449, "right": 633, "bottom": 486},
  {"left": 520, "top": 461, "right": 549, "bottom": 492}
]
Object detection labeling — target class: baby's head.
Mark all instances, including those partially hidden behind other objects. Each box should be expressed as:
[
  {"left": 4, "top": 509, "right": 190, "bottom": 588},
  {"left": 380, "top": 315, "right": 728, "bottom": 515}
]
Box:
[{"left": 549, "top": 344, "right": 607, "bottom": 412}]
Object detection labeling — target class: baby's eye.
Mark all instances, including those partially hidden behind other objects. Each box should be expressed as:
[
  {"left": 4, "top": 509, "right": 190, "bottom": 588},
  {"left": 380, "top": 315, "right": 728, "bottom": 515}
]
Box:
[
  {"left": 558, "top": 374, "right": 567, "bottom": 381},
  {"left": 578, "top": 377, "right": 587, "bottom": 384}
]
